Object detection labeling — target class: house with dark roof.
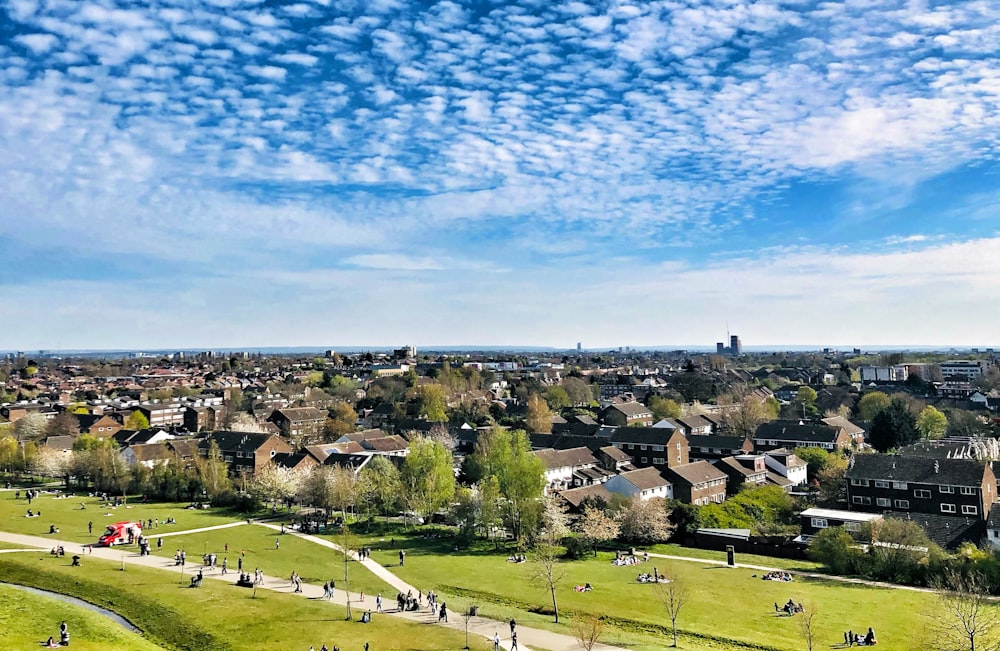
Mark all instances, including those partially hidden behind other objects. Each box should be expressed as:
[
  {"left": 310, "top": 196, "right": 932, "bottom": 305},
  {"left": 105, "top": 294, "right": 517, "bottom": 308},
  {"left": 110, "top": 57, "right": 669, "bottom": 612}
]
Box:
[
  {"left": 198, "top": 431, "right": 292, "bottom": 475},
  {"left": 534, "top": 447, "right": 609, "bottom": 494},
  {"left": 764, "top": 449, "right": 808, "bottom": 486},
  {"left": 76, "top": 413, "right": 122, "bottom": 437},
  {"left": 884, "top": 511, "right": 985, "bottom": 550},
  {"left": 674, "top": 415, "right": 716, "bottom": 437},
  {"left": 686, "top": 434, "right": 754, "bottom": 460},
  {"left": 820, "top": 416, "right": 866, "bottom": 446},
  {"left": 556, "top": 483, "right": 614, "bottom": 512},
  {"left": 122, "top": 443, "right": 173, "bottom": 468},
  {"left": 322, "top": 453, "right": 373, "bottom": 476},
  {"left": 713, "top": 455, "right": 770, "bottom": 493},
  {"left": 601, "top": 402, "right": 653, "bottom": 427},
  {"left": 267, "top": 407, "right": 327, "bottom": 446},
  {"left": 609, "top": 427, "right": 688, "bottom": 470},
  {"left": 272, "top": 452, "right": 317, "bottom": 472},
  {"left": 604, "top": 467, "right": 672, "bottom": 501},
  {"left": 986, "top": 503, "right": 1000, "bottom": 550},
  {"left": 184, "top": 406, "right": 219, "bottom": 432},
  {"left": 845, "top": 454, "right": 996, "bottom": 520},
  {"left": 753, "top": 421, "right": 851, "bottom": 452},
  {"left": 664, "top": 461, "right": 728, "bottom": 506}
]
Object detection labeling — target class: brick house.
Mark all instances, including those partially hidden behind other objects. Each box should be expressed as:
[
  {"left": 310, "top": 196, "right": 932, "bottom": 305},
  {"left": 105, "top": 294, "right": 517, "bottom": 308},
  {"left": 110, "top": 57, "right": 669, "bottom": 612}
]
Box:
[
  {"left": 609, "top": 427, "right": 689, "bottom": 470},
  {"left": 267, "top": 407, "right": 327, "bottom": 446},
  {"left": 601, "top": 402, "right": 654, "bottom": 427},
  {"left": 845, "top": 454, "right": 996, "bottom": 520},
  {"left": 664, "top": 461, "right": 728, "bottom": 506},
  {"left": 198, "top": 431, "right": 292, "bottom": 476},
  {"left": 753, "top": 421, "right": 852, "bottom": 452}
]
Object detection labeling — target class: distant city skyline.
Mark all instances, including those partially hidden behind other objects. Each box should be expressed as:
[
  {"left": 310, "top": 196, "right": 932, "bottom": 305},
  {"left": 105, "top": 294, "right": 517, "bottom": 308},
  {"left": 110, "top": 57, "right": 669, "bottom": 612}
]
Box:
[{"left": 1, "top": 1, "right": 998, "bottom": 349}]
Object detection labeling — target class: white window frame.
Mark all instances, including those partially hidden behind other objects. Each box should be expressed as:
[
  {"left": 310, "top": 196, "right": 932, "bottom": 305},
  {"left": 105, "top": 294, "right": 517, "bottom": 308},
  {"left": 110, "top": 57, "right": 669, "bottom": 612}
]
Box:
[
  {"left": 876, "top": 498, "right": 891, "bottom": 507},
  {"left": 874, "top": 480, "right": 890, "bottom": 488},
  {"left": 811, "top": 518, "right": 828, "bottom": 529},
  {"left": 853, "top": 496, "right": 872, "bottom": 505},
  {"left": 844, "top": 522, "right": 861, "bottom": 532},
  {"left": 962, "top": 505, "right": 978, "bottom": 516},
  {"left": 850, "top": 478, "right": 869, "bottom": 487},
  {"left": 894, "top": 499, "right": 909, "bottom": 509},
  {"left": 960, "top": 487, "right": 977, "bottom": 496},
  {"left": 914, "top": 489, "right": 931, "bottom": 499},
  {"left": 940, "top": 485, "right": 954, "bottom": 494},
  {"left": 941, "top": 503, "right": 956, "bottom": 514},
  {"left": 892, "top": 481, "right": 908, "bottom": 490}
]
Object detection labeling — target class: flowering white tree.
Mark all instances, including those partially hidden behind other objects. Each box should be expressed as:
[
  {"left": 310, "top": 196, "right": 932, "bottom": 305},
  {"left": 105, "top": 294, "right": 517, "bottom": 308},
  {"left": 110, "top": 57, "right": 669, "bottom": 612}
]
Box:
[
  {"left": 31, "top": 446, "right": 71, "bottom": 481},
  {"left": 248, "top": 463, "right": 302, "bottom": 509}
]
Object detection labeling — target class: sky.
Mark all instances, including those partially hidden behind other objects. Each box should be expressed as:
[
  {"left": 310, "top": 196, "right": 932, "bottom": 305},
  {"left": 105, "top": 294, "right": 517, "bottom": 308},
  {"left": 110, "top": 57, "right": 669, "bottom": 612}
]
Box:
[{"left": 1, "top": 0, "right": 998, "bottom": 351}]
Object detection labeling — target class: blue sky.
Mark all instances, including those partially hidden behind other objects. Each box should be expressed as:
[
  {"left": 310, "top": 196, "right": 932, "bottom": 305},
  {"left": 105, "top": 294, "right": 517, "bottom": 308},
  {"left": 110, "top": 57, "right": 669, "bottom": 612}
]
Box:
[{"left": 1, "top": 0, "right": 998, "bottom": 350}]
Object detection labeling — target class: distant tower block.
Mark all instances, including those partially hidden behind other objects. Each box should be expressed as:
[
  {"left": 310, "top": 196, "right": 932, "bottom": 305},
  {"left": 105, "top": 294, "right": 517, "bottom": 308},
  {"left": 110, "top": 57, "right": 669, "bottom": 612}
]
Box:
[
  {"left": 577, "top": 342, "right": 582, "bottom": 353},
  {"left": 730, "top": 335, "right": 742, "bottom": 355}
]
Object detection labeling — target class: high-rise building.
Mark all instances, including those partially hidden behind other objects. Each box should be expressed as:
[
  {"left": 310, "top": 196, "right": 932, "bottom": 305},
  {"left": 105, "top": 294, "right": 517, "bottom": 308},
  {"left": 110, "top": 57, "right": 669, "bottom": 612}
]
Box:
[
  {"left": 730, "top": 335, "right": 742, "bottom": 355},
  {"left": 577, "top": 342, "right": 582, "bottom": 353}
]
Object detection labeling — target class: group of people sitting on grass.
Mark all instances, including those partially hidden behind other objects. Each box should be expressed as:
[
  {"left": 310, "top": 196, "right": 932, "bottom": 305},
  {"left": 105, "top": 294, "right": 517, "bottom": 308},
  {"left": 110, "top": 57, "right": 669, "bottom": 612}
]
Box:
[
  {"left": 25, "top": 509, "right": 41, "bottom": 518},
  {"left": 506, "top": 554, "right": 526, "bottom": 563},
  {"left": 43, "top": 621, "right": 69, "bottom": 647},
  {"left": 49, "top": 546, "right": 65, "bottom": 557},
  {"left": 637, "top": 569, "right": 667, "bottom": 583},
  {"left": 775, "top": 598, "right": 804, "bottom": 615},
  {"left": 761, "top": 571, "right": 793, "bottom": 582},
  {"left": 612, "top": 551, "right": 645, "bottom": 566},
  {"left": 844, "top": 628, "right": 877, "bottom": 646},
  {"left": 574, "top": 583, "right": 593, "bottom": 592}
]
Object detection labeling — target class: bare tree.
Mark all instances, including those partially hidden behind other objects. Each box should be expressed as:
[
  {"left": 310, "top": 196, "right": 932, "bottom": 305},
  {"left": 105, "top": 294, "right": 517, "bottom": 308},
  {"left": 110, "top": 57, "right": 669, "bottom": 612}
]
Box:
[
  {"left": 655, "top": 572, "right": 687, "bottom": 647},
  {"left": 571, "top": 614, "right": 605, "bottom": 651},
  {"left": 531, "top": 540, "right": 566, "bottom": 623},
  {"left": 799, "top": 603, "right": 819, "bottom": 651},
  {"left": 931, "top": 571, "right": 1000, "bottom": 651}
]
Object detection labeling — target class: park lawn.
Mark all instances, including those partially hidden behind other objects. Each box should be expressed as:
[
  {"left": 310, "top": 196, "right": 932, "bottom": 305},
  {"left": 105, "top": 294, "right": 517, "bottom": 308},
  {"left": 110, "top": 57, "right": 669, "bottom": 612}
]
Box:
[
  {"left": 367, "top": 537, "right": 952, "bottom": 651},
  {"left": 644, "top": 543, "right": 825, "bottom": 573},
  {"left": 148, "top": 523, "right": 395, "bottom": 598},
  {"left": 0, "top": 492, "right": 249, "bottom": 544},
  {"left": 0, "top": 553, "right": 492, "bottom": 651},
  {"left": 0, "top": 582, "right": 168, "bottom": 651}
]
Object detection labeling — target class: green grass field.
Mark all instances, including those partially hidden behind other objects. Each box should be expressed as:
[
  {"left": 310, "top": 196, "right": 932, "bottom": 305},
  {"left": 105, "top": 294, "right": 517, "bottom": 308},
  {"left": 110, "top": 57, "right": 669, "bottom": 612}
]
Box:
[
  {"left": 0, "top": 491, "right": 247, "bottom": 544},
  {"left": 0, "top": 553, "right": 490, "bottom": 651},
  {"left": 0, "top": 582, "right": 167, "bottom": 651},
  {"left": 350, "top": 527, "right": 951, "bottom": 651}
]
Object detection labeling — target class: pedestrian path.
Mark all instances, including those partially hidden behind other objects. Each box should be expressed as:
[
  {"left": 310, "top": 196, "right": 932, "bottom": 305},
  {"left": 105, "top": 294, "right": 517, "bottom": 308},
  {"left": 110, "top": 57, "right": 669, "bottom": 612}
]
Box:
[{"left": 0, "top": 528, "right": 627, "bottom": 651}]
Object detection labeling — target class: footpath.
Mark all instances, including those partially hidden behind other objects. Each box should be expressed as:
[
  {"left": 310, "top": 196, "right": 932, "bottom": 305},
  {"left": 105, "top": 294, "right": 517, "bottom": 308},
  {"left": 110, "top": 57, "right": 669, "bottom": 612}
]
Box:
[{"left": 0, "top": 525, "right": 626, "bottom": 651}]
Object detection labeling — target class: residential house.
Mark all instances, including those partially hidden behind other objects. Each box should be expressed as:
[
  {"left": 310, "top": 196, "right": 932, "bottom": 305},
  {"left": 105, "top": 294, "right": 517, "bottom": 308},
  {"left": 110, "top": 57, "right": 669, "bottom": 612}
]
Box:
[
  {"left": 198, "top": 431, "right": 293, "bottom": 476},
  {"left": 42, "top": 435, "right": 76, "bottom": 453},
  {"left": 986, "top": 504, "right": 1000, "bottom": 551},
  {"left": 272, "top": 452, "right": 318, "bottom": 472},
  {"left": 752, "top": 421, "right": 851, "bottom": 452},
  {"left": 764, "top": 449, "right": 809, "bottom": 486},
  {"left": 184, "top": 406, "right": 219, "bottom": 432},
  {"left": 76, "top": 414, "right": 123, "bottom": 438},
  {"left": 302, "top": 441, "right": 367, "bottom": 464},
  {"left": 674, "top": 415, "right": 716, "bottom": 437},
  {"left": 322, "top": 453, "right": 373, "bottom": 476},
  {"left": 534, "top": 447, "right": 609, "bottom": 494},
  {"left": 604, "top": 467, "right": 672, "bottom": 501},
  {"left": 609, "top": 427, "right": 688, "bottom": 470},
  {"left": 136, "top": 403, "right": 186, "bottom": 429},
  {"left": 845, "top": 454, "right": 996, "bottom": 520},
  {"left": 595, "top": 446, "right": 633, "bottom": 473},
  {"left": 820, "top": 416, "right": 866, "bottom": 446},
  {"left": 796, "top": 507, "right": 882, "bottom": 543},
  {"left": 113, "top": 428, "right": 174, "bottom": 447},
  {"left": 664, "top": 461, "right": 728, "bottom": 506},
  {"left": 360, "top": 434, "right": 410, "bottom": 458},
  {"left": 601, "top": 402, "right": 654, "bottom": 427},
  {"left": 267, "top": 407, "right": 327, "bottom": 446},
  {"left": 556, "top": 483, "right": 614, "bottom": 513},
  {"left": 686, "top": 434, "right": 755, "bottom": 460},
  {"left": 713, "top": 454, "right": 770, "bottom": 493},
  {"left": 121, "top": 443, "right": 173, "bottom": 468}
]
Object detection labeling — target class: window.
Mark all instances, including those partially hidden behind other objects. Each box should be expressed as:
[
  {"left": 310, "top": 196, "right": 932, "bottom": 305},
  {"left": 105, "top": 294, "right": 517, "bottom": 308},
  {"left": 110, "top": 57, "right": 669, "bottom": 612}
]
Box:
[
  {"left": 676, "top": 455, "right": 681, "bottom": 463},
  {"left": 641, "top": 457, "right": 648, "bottom": 464},
  {"left": 941, "top": 503, "right": 956, "bottom": 514},
  {"left": 914, "top": 489, "right": 931, "bottom": 499},
  {"left": 853, "top": 496, "right": 872, "bottom": 505},
  {"left": 851, "top": 479, "right": 869, "bottom": 487},
  {"left": 640, "top": 444, "right": 648, "bottom": 450},
  {"left": 892, "top": 481, "right": 908, "bottom": 490},
  {"left": 962, "top": 505, "right": 978, "bottom": 516},
  {"left": 845, "top": 522, "right": 861, "bottom": 532},
  {"left": 676, "top": 443, "right": 682, "bottom": 450},
  {"left": 895, "top": 499, "right": 909, "bottom": 509},
  {"left": 811, "top": 518, "right": 828, "bottom": 529},
  {"left": 961, "top": 487, "right": 976, "bottom": 495},
  {"left": 876, "top": 498, "right": 891, "bottom": 507},
  {"left": 236, "top": 451, "right": 243, "bottom": 458},
  {"left": 653, "top": 445, "right": 664, "bottom": 452},
  {"left": 224, "top": 455, "right": 233, "bottom": 462},
  {"left": 940, "top": 485, "right": 954, "bottom": 494},
  {"left": 874, "top": 480, "right": 890, "bottom": 488}
]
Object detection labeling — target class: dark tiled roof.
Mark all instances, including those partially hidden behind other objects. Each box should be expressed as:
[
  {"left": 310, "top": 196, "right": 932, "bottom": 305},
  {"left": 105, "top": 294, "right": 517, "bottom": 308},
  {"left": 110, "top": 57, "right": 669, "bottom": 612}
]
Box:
[
  {"left": 884, "top": 511, "right": 985, "bottom": 550},
  {"left": 272, "top": 452, "right": 312, "bottom": 469},
  {"left": 616, "top": 466, "right": 671, "bottom": 490},
  {"left": 598, "top": 445, "right": 631, "bottom": 462},
  {"left": 201, "top": 431, "right": 275, "bottom": 453},
  {"left": 530, "top": 433, "right": 607, "bottom": 452},
  {"left": 534, "top": 447, "right": 598, "bottom": 470},
  {"left": 552, "top": 422, "right": 601, "bottom": 437},
  {"left": 556, "top": 484, "right": 613, "bottom": 508},
  {"left": 988, "top": 503, "right": 1000, "bottom": 530},
  {"left": 687, "top": 434, "right": 751, "bottom": 450},
  {"left": 665, "top": 460, "right": 728, "bottom": 485},
  {"left": 610, "top": 427, "right": 677, "bottom": 446},
  {"left": 606, "top": 402, "right": 652, "bottom": 417},
  {"left": 846, "top": 454, "right": 989, "bottom": 487},
  {"left": 754, "top": 421, "right": 842, "bottom": 443},
  {"left": 322, "top": 453, "right": 372, "bottom": 472}
]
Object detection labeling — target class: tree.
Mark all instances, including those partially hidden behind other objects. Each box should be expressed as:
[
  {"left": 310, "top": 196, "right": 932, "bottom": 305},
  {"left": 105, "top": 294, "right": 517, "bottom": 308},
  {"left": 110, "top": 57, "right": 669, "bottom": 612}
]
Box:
[
  {"left": 815, "top": 456, "right": 848, "bottom": 506},
  {"left": 544, "top": 385, "right": 571, "bottom": 410},
  {"left": 400, "top": 436, "right": 455, "bottom": 520},
  {"left": 465, "top": 428, "right": 545, "bottom": 544},
  {"left": 571, "top": 615, "right": 605, "bottom": 651},
  {"left": 869, "top": 398, "right": 920, "bottom": 452},
  {"left": 125, "top": 411, "right": 150, "bottom": 431},
  {"left": 794, "top": 446, "right": 833, "bottom": 481},
  {"left": 44, "top": 411, "right": 79, "bottom": 439},
  {"left": 194, "top": 440, "right": 231, "bottom": 502},
  {"left": 417, "top": 384, "right": 448, "bottom": 422},
  {"left": 531, "top": 535, "right": 566, "bottom": 623},
  {"left": 228, "top": 413, "right": 269, "bottom": 434},
  {"left": 0, "top": 436, "right": 19, "bottom": 471},
  {"left": 618, "top": 497, "right": 675, "bottom": 545},
  {"left": 916, "top": 405, "right": 948, "bottom": 440},
  {"left": 796, "top": 386, "right": 818, "bottom": 417},
  {"left": 857, "top": 391, "right": 890, "bottom": 421},
  {"left": 248, "top": 463, "right": 302, "bottom": 509},
  {"left": 359, "top": 455, "right": 401, "bottom": 517},
  {"left": 799, "top": 603, "right": 819, "bottom": 651},
  {"left": 808, "top": 526, "right": 857, "bottom": 575},
  {"left": 561, "top": 377, "right": 592, "bottom": 406},
  {"left": 525, "top": 394, "right": 552, "bottom": 433},
  {"left": 930, "top": 571, "right": 1000, "bottom": 651},
  {"left": 655, "top": 572, "right": 687, "bottom": 647},
  {"left": 649, "top": 395, "right": 682, "bottom": 421},
  {"left": 719, "top": 391, "right": 773, "bottom": 438},
  {"left": 323, "top": 401, "right": 357, "bottom": 440},
  {"left": 12, "top": 412, "right": 47, "bottom": 442},
  {"left": 31, "top": 446, "right": 70, "bottom": 482},
  {"left": 574, "top": 505, "right": 620, "bottom": 556},
  {"left": 861, "top": 518, "right": 935, "bottom": 583}
]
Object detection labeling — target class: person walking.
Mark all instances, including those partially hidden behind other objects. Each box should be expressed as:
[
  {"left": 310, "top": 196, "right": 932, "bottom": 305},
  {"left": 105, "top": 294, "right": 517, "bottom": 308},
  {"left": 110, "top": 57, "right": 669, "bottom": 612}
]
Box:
[
  {"left": 493, "top": 632, "right": 500, "bottom": 651},
  {"left": 509, "top": 618, "right": 516, "bottom": 637},
  {"left": 157, "top": 537, "right": 162, "bottom": 549},
  {"left": 275, "top": 538, "right": 280, "bottom": 550},
  {"left": 88, "top": 521, "right": 93, "bottom": 534},
  {"left": 238, "top": 556, "right": 243, "bottom": 572},
  {"left": 399, "top": 550, "right": 404, "bottom": 566},
  {"left": 222, "top": 557, "right": 228, "bottom": 575},
  {"left": 376, "top": 593, "right": 382, "bottom": 613},
  {"left": 510, "top": 632, "right": 518, "bottom": 651}
]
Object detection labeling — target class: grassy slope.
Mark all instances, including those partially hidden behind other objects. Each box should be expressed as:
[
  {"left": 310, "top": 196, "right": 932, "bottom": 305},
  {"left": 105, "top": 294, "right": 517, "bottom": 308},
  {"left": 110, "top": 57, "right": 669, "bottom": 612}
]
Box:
[
  {"left": 0, "top": 554, "right": 490, "bottom": 651},
  {"left": 357, "top": 530, "right": 946, "bottom": 651},
  {"left": 0, "top": 582, "right": 166, "bottom": 651}
]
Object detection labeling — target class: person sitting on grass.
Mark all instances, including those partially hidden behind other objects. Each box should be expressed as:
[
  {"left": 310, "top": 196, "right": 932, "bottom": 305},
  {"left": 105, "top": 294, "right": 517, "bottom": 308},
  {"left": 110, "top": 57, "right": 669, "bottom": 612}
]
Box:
[{"left": 44, "top": 636, "right": 60, "bottom": 648}]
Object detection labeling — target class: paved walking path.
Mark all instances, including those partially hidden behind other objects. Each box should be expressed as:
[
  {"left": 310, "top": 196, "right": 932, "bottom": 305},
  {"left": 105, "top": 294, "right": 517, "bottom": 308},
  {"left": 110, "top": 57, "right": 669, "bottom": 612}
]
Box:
[{"left": 0, "top": 527, "right": 624, "bottom": 651}]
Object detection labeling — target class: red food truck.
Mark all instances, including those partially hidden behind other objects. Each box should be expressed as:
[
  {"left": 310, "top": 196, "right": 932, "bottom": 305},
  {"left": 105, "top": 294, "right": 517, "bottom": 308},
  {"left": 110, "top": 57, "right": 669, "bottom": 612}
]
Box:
[{"left": 98, "top": 521, "right": 142, "bottom": 546}]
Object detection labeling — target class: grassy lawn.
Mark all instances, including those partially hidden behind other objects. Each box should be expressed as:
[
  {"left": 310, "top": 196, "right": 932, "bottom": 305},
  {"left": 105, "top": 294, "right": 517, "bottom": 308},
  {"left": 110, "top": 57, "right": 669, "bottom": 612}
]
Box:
[
  {"left": 0, "top": 582, "right": 167, "bottom": 651},
  {"left": 0, "top": 492, "right": 248, "bottom": 544},
  {"left": 645, "top": 543, "right": 825, "bottom": 573},
  {"left": 352, "top": 527, "right": 951, "bottom": 651},
  {"left": 147, "top": 524, "right": 395, "bottom": 598},
  {"left": 0, "top": 553, "right": 490, "bottom": 651}
]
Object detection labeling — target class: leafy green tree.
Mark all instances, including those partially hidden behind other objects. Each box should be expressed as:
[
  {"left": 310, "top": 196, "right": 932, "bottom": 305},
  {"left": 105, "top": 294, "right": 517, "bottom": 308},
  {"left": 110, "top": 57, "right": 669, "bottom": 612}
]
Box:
[
  {"left": 400, "top": 436, "right": 455, "bottom": 520},
  {"left": 808, "top": 526, "right": 857, "bottom": 575},
  {"left": 0, "top": 436, "right": 20, "bottom": 471},
  {"left": 359, "top": 455, "right": 402, "bottom": 517},
  {"left": 916, "top": 405, "right": 948, "bottom": 440},
  {"left": 794, "top": 447, "right": 833, "bottom": 480},
  {"left": 544, "top": 385, "right": 571, "bottom": 410},
  {"left": 857, "top": 391, "right": 890, "bottom": 421},
  {"left": 869, "top": 397, "right": 920, "bottom": 452},
  {"left": 125, "top": 410, "right": 150, "bottom": 431},
  {"left": 561, "top": 377, "right": 592, "bottom": 406},
  {"left": 466, "top": 427, "right": 545, "bottom": 543},
  {"left": 194, "top": 440, "right": 232, "bottom": 502},
  {"left": 796, "top": 386, "right": 818, "bottom": 416},
  {"left": 323, "top": 401, "right": 357, "bottom": 440},
  {"left": 649, "top": 395, "right": 682, "bottom": 421},
  {"left": 416, "top": 384, "right": 448, "bottom": 422}
]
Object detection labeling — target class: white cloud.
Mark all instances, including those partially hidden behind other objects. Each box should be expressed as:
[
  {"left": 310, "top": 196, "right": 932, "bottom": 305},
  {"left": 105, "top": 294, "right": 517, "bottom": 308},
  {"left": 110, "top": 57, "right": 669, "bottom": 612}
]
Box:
[
  {"left": 244, "top": 64, "right": 287, "bottom": 80},
  {"left": 14, "top": 33, "right": 58, "bottom": 53}
]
